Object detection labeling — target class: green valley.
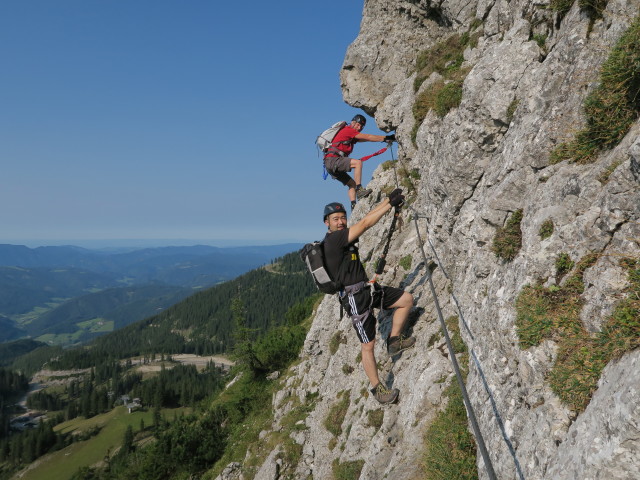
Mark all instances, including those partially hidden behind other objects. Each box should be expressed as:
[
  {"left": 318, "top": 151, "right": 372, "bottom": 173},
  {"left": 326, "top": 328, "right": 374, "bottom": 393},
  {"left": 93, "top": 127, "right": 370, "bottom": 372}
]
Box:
[{"left": 0, "top": 250, "right": 319, "bottom": 479}]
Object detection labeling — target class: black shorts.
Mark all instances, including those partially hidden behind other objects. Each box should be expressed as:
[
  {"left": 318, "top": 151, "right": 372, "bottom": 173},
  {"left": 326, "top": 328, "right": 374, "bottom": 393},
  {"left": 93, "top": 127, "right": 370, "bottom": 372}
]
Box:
[{"left": 339, "top": 283, "right": 404, "bottom": 344}]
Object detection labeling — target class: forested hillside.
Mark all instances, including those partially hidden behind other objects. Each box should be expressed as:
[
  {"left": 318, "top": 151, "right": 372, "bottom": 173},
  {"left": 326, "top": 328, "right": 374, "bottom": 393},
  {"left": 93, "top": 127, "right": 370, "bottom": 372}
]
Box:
[
  {"left": 23, "top": 284, "right": 193, "bottom": 344},
  {"left": 0, "top": 266, "right": 116, "bottom": 316},
  {"left": 0, "top": 317, "right": 23, "bottom": 344},
  {"left": 0, "top": 243, "right": 300, "bottom": 346},
  {"left": 1, "top": 250, "right": 319, "bottom": 480},
  {"left": 0, "top": 339, "right": 48, "bottom": 367},
  {"left": 43, "top": 251, "right": 315, "bottom": 368}
]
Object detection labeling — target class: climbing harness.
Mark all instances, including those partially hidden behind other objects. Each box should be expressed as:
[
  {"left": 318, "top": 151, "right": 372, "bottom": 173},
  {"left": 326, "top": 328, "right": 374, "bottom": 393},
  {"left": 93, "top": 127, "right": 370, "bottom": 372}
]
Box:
[{"left": 340, "top": 281, "right": 372, "bottom": 329}]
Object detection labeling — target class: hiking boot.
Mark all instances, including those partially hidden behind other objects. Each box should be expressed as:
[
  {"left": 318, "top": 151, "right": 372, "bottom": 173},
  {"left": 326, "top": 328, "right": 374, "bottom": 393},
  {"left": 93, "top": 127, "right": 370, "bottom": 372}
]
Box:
[
  {"left": 371, "top": 383, "right": 399, "bottom": 404},
  {"left": 387, "top": 334, "right": 416, "bottom": 356},
  {"left": 356, "top": 187, "right": 372, "bottom": 200}
]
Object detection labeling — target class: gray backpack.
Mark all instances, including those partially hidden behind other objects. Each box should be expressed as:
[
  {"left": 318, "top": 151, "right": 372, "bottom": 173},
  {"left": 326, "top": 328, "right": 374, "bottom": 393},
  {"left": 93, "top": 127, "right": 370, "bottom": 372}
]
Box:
[{"left": 315, "top": 121, "right": 347, "bottom": 154}]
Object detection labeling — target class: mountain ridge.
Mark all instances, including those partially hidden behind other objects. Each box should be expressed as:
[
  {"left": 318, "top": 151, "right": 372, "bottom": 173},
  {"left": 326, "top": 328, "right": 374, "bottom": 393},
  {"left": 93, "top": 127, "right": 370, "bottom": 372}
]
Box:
[{"left": 0, "top": 243, "right": 301, "bottom": 347}]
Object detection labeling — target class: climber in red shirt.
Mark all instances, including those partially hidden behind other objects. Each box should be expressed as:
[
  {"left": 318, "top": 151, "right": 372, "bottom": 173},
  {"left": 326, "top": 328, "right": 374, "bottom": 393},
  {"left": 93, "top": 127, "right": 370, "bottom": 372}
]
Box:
[{"left": 324, "top": 114, "right": 396, "bottom": 210}]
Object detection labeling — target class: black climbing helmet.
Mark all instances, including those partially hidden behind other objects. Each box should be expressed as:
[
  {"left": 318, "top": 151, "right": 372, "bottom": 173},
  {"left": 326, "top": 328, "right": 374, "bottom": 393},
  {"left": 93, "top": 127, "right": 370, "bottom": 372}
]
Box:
[
  {"left": 352, "top": 114, "right": 367, "bottom": 126},
  {"left": 323, "top": 202, "right": 347, "bottom": 221}
]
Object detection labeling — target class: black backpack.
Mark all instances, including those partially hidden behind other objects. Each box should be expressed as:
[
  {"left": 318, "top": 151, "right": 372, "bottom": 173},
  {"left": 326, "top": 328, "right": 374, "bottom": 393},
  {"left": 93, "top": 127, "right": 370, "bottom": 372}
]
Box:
[{"left": 299, "top": 241, "right": 343, "bottom": 294}]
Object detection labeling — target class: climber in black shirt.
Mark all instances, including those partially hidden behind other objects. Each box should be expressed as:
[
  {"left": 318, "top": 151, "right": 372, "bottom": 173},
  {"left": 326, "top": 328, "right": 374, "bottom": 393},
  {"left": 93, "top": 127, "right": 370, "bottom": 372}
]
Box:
[{"left": 322, "top": 190, "right": 416, "bottom": 404}]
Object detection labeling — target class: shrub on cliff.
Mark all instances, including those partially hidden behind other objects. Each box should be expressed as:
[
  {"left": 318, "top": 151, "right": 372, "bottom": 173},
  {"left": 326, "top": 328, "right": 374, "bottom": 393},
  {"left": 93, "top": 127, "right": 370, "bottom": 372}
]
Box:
[{"left": 491, "top": 210, "right": 524, "bottom": 262}]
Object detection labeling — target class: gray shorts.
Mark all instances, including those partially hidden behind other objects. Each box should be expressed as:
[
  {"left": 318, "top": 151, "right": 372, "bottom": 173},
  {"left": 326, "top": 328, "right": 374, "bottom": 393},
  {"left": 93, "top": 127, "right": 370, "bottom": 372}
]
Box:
[{"left": 324, "top": 155, "right": 353, "bottom": 186}]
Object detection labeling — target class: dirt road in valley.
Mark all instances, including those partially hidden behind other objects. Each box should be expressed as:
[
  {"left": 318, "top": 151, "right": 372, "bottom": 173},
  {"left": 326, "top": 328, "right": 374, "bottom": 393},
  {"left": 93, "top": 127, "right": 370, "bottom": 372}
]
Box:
[
  {"left": 133, "top": 354, "right": 234, "bottom": 373},
  {"left": 31, "top": 354, "right": 233, "bottom": 385}
]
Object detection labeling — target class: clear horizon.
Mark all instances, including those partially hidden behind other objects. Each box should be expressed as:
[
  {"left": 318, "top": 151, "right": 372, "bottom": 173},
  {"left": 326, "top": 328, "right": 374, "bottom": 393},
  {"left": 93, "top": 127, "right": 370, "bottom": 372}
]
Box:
[{"left": 0, "top": 237, "right": 305, "bottom": 249}]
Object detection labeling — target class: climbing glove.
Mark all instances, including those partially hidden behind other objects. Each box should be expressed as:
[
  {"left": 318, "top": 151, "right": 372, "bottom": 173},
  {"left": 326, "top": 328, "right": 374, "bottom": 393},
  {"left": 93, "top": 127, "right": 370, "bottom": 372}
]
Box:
[
  {"left": 388, "top": 188, "right": 402, "bottom": 200},
  {"left": 384, "top": 134, "right": 396, "bottom": 143},
  {"left": 388, "top": 188, "right": 405, "bottom": 207},
  {"left": 390, "top": 194, "right": 405, "bottom": 208}
]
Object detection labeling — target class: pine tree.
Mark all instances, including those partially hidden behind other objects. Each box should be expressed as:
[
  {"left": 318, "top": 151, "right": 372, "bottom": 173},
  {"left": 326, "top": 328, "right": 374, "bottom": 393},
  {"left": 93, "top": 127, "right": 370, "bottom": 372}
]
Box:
[
  {"left": 121, "top": 425, "right": 134, "bottom": 456},
  {"left": 231, "top": 296, "right": 262, "bottom": 374}
]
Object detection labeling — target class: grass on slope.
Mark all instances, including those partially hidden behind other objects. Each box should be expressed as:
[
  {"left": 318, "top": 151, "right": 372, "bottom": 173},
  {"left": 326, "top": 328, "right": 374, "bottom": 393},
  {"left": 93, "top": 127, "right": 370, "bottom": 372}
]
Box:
[
  {"left": 422, "top": 316, "right": 477, "bottom": 480},
  {"left": 16, "top": 406, "right": 189, "bottom": 480},
  {"left": 36, "top": 319, "right": 114, "bottom": 346},
  {"left": 516, "top": 255, "right": 640, "bottom": 412}
]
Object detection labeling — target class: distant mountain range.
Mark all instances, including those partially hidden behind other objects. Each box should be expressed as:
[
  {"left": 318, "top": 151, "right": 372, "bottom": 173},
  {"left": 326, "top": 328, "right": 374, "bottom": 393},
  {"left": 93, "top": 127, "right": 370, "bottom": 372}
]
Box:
[
  {"left": 0, "top": 243, "right": 301, "bottom": 346},
  {"left": 0, "top": 243, "right": 301, "bottom": 285}
]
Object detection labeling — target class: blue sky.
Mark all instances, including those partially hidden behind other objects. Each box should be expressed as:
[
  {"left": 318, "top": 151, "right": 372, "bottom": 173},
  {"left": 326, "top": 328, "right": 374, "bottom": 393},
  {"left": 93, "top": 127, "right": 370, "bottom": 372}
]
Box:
[{"left": 0, "top": 1, "right": 393, "bottom": 248}]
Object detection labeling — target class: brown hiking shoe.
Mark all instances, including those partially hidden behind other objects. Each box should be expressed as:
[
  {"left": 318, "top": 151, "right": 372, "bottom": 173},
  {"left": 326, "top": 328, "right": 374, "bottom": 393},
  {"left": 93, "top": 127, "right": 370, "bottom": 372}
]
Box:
[
  {"left": 356, "top": 187, "right": 372, "bottom": 200},
  {"left": 371, "top": 383, "right": 399, "bottom": 404},
  {"left": 387, "top": 334, "right": 416, "bottom": 356}
]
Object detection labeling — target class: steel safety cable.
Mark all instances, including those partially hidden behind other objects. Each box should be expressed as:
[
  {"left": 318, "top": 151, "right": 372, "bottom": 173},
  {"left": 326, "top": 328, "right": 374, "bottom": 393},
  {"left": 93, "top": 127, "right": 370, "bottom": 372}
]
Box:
[
  {"left": 419, "top": 209, "right": 526, "bottom": 480},
  {"left": 393, "top": 140, "right": 525, "bottom": 480},
  {"left": 387, "top": 142, "right": 498, "bottom": 480}
]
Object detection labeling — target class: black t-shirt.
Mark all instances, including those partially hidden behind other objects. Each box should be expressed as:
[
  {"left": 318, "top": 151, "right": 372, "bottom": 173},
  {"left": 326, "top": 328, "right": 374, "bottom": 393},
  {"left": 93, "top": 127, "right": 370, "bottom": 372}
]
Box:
[{"left": 323, "top": 228, "right": 367, "bottom": 286}]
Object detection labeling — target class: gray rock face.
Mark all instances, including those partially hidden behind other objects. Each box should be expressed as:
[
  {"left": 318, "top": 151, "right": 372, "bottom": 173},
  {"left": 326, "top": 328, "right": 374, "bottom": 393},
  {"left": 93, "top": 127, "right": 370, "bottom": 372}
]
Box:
[
  {"left": 546, "top": 350, "right": 640, "bottom": 480},
  {"left": 229, "top": 1, "right": 640, "bottom": 479}
]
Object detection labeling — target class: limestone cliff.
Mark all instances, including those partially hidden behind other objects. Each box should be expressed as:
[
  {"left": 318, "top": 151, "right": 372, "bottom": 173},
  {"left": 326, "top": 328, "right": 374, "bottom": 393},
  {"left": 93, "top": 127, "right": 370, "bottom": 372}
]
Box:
[{"left": 219, "top": 1, "right": 640, "bottom": 479}]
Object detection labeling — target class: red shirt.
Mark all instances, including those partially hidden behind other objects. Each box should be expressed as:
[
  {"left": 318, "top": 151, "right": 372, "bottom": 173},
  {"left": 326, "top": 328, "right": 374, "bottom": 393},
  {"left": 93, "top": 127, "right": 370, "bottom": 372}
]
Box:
[{"left": 328, "top": 125, "right": 359, "bottom": 157}]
